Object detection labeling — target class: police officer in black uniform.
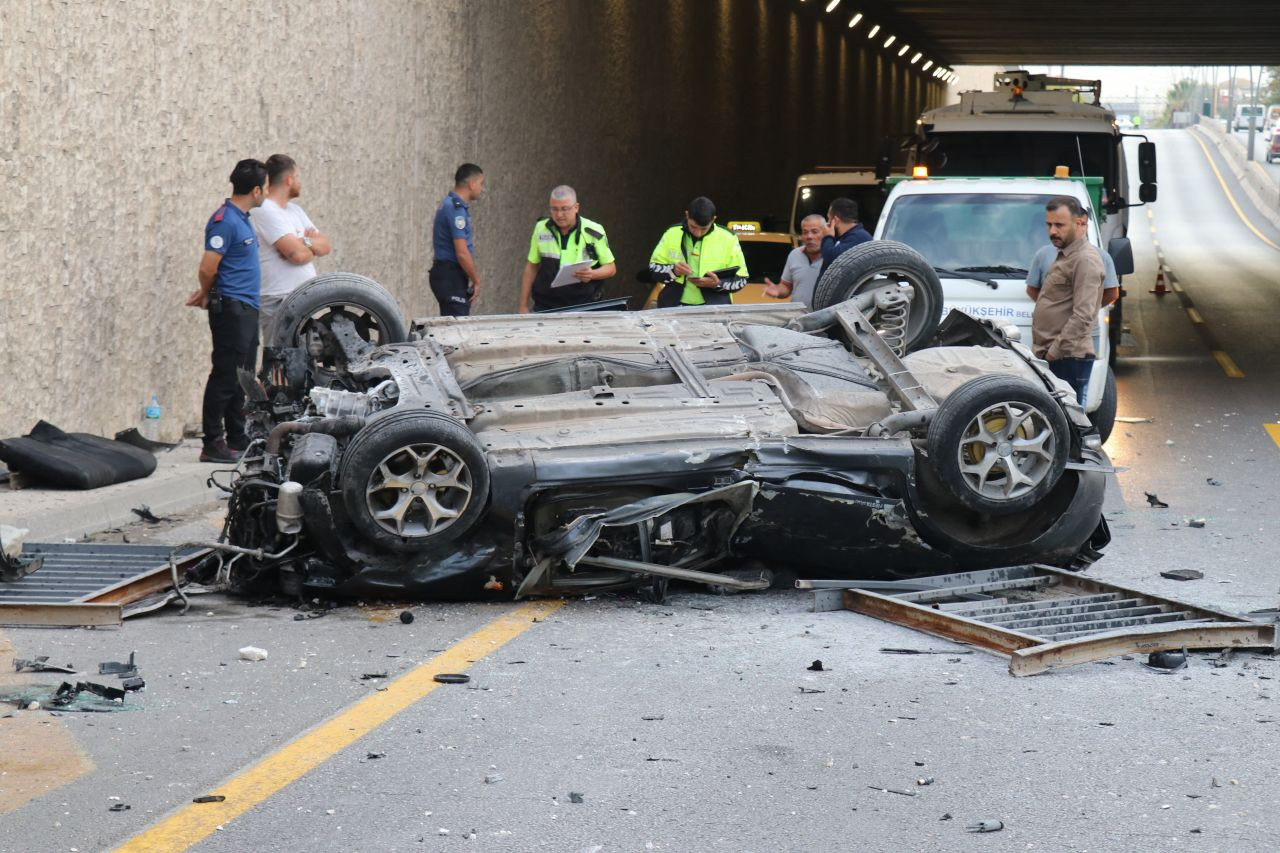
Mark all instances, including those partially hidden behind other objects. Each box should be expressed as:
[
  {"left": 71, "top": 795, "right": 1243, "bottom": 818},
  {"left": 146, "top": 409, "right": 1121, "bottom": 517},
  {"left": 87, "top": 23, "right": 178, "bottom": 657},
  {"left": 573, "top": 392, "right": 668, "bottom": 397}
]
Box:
[{"left": 429, "top": 163, "right": 485, "bottom": 316}]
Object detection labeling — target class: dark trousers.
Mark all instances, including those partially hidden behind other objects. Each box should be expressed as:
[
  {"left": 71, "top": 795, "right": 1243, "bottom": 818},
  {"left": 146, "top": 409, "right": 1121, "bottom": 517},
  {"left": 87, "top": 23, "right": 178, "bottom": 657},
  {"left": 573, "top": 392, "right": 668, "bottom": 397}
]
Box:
[
  {"left": 202, "top": 296, "right": 259, "bottom": 444},
  {"left": 430, "top": 260, "right": 472, "bottom": 317},
  {"left": 1048, "top": 357, "right": 1092, "bottom": 405}
]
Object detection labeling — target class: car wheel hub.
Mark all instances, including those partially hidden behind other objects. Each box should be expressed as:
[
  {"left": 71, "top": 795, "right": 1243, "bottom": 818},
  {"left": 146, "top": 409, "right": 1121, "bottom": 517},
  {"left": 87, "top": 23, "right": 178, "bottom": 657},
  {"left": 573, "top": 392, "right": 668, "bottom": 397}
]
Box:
[
  {"left": 957, "top": 402, "right": 1057, "bottom": 501},
  {"left": 365, "top": 442, "right": 473, "bottom": 538}
]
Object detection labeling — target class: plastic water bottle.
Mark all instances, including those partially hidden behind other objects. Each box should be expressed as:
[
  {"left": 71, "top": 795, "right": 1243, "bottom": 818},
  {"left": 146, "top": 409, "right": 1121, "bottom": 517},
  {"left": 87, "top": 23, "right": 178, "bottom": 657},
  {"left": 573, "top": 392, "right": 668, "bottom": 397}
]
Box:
[{"left": 141, "top": 394, "right": 162, "bottom": 441}]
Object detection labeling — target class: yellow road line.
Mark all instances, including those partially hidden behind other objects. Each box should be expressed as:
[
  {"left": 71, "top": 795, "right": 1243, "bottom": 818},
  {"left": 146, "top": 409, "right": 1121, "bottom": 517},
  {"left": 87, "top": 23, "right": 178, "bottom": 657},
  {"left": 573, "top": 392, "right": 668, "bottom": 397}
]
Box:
[
  {"left": 1266, "top": 423, "right": 1280, "bottom": 448},
  {"left": 1185, "top": 307, "right": 1204, "bottom": 324},
  {"left": 115, "top": 599, "right": 565, "bottom": 853},
  {"left": 1188, "top": 128, "right": 1280, "bottom": 252},
  {"left": 1170, "top": 280, "right": 1184, "bottom": 293},
  {"left": 1213, "top": 350, "right": 1245, "bottom": 378}
]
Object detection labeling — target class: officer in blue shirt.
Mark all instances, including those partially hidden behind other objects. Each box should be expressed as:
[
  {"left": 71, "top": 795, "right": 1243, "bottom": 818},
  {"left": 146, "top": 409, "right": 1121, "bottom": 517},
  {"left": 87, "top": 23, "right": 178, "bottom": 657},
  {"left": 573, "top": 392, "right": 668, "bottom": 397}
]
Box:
[
  {"left": 187, "top": 159, "right": 268, "bottom": 463},
  {"left": 430, "top": 163, "right": 485, "bottom": 316},
  {"left": 818, "top": 197, "right": 874, "bottom": 277}
]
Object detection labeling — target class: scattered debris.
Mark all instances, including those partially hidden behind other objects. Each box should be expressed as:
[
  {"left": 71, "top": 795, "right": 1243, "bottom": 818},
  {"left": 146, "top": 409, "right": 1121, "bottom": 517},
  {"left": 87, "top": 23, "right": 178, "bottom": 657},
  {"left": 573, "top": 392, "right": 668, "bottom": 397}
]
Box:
[
  {"left": 121, "top": 676, "right": 145, "bottom": 692},
  {"left": 130, "top": 505, "right": 169, "bottom": 524},
  {"left": 838, "top": 565, "right": 1274, "bottom": 676},
  {"left": 360, "top": 671, "right": 388, "bottom": 680},
  {"left": 967, "top": 820, "right": 1003, "bottom": 833},
  {"left": 1147, "top": 650, "right": 1188, "bottom": 670},
  {"left": 1145, "top": 492, "right": 1170, "bottom": 508},
  {"left": 798, "top": 687, "right": 825, "bottom": 694},
  {"left": 99, "top": 652, "right": 138, "bottom": 678},
  {"left": 880, "top": 648, "right": 973, "bottom": 656},
  {"left": 1206, "top": 478, "right": 1222, "bottom": 486},
  {"left": 569, "top": 792, "right": 585, "bottom": 804},
  {"left": 399, "top": 610, "right": 415, "bottom": 624},
  {"left": 192, "top": 795, "right": 226, "bottom": 804},
  {"left": 239, "top": 647, "right": 268, "bottom": 662},
  {"left": 1187, "top": 518, "right": 1207, "bottom": 529},
  {"left": 641, "top": 715, "right": 665, "bottom": 721},
  {"left": 433, "top": 673, "right": 470, "bottom": 684},
  {"left": 366, "top": 752, "right": 386, "bottom": 760},
  {"left": 1116, "top": 416, "right": 1154, "bottom": 424},
  {"left": 916, "top": 777, "right": 935, "bottom": 786},
  {"left": 108, "top": 803, "right": 131, "bottom": 812},
  {"left": 14, "top": 656, "right": 75, "bottom": 674},
  {"left": 1160, "top": 569, "right": 1204, "bottom": 581},
  {"left": 1212, "top": 648, "right": 1234, "bottom": 668},
  {"left": 807, "top": 660, "right": 825, "bottom": 671},
  {"left": 867, "top": 786, "right": 916, "bottom": 797},
  {"left": 484, "top": 774, "right": 503, "bottom": 784},
  {"left": 940, "top": 813, "right": 953, "bottom": 821},
  {"left": 56, "top": 681, "right": 126, "bottom": 703}
]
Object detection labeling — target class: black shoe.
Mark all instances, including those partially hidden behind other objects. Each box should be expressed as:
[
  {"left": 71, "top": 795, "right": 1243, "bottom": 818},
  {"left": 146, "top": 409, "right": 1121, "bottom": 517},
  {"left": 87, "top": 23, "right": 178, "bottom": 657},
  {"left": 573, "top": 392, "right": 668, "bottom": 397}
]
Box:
[
  {"left": 226, "top": 436, "right": 249, "bottom": 453},
  {"left": 200, "top": 439, "right": 242, "bottom": 464}
]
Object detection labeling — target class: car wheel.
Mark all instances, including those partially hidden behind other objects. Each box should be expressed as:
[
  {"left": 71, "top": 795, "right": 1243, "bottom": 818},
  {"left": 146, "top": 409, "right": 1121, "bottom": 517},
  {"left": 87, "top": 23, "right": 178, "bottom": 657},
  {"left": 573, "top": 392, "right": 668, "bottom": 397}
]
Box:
[
  {"left": 927, "top": 374, "right": 1069, "bottom": 516},
  {"left": 811, "top": 241, "right": 944, "bottom": 353},
  {"left": 1089, "top": 366, "right": 1117, "bottom": 444},
  {"left": 267, "top": 273, "right": 408, "bottom": 381},
  {"left": 338, "top": 411, "right": 489, "bottom": 553}
]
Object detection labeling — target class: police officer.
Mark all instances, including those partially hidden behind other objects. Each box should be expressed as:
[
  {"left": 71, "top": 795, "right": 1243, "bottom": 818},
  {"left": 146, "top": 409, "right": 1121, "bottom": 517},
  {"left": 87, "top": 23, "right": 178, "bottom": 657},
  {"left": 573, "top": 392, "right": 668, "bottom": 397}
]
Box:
[
  {"left": 519, "top": 185, "right": 616, "bottom": 313},
  {"left": 430, "top": 163, "right": 485, "bottom": 316},
  {"left": 648, "top": 197, "right": 747, "bottom": 307},
  {"left": 186, "top": 159, "right": 268, "bottom": 463}
]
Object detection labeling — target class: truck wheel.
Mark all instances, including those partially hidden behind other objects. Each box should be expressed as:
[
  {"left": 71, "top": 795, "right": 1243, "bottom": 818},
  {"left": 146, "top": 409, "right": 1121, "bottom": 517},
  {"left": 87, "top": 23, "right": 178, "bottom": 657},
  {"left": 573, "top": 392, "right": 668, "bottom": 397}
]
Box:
[
  {"left": 1089, "top": 367, "right": 1117, "bottom": 444},
  {"left": 338, "top": 411, "right": 489, "bottom": 553},
  {"left": 811, "top": 241, "right": 944, "bottom": 352},
  {"left": 927, "top": 374, "right": 1069, "bottom": 516}
]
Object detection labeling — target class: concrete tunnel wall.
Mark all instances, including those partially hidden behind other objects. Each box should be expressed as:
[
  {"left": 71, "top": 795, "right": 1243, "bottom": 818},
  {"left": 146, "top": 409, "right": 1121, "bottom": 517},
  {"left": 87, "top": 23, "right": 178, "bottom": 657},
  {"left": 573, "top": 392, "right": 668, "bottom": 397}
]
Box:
[{"left": 0, "top": 0, "right": 944, "bottom": 442}]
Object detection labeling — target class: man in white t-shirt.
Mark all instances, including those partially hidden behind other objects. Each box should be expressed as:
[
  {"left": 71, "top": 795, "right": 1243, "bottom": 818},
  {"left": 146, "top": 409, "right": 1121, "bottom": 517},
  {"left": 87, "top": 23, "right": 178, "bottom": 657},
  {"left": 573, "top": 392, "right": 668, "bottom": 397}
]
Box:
[
  {"left": 764, "top": 214, "right": 825, "bottom": 309},
  {"left": 250, "top": 154, "right": 331, "bottom": 337}
]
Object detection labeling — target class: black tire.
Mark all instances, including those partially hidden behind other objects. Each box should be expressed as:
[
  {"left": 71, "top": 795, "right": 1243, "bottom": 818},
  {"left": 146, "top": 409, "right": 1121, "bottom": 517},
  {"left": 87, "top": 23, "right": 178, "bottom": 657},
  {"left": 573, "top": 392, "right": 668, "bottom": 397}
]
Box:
[
  {"left": 266, "top": 272, "right": 407, "bottom": 351},
  {"left": 338, "top": 410, "right": 489, "bottom": 553},
  {"left": 927, "top": 374, "right": 1070, "bottom": 516},
  {"left": 1089, "top": 366, "right": 1117, "bottom": 444},
  {"left": 811, "top": 240, "right": 944, "bottom": 352}
]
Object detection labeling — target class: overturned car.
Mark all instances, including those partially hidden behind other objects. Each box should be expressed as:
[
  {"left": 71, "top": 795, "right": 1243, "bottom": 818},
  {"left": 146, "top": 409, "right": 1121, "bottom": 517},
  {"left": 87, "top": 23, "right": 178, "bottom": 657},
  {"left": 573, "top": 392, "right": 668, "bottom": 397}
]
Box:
[{"left": 219, "top": 242, "right": 1110, "bottom": 601}]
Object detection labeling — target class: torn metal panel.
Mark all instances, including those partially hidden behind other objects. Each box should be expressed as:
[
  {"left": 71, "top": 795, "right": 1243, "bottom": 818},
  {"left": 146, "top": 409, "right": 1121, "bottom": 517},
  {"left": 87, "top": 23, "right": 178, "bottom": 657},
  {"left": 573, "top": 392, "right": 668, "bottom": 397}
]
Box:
[{"left": 831, "top": 564, "right": 1275, "bottom": 675}]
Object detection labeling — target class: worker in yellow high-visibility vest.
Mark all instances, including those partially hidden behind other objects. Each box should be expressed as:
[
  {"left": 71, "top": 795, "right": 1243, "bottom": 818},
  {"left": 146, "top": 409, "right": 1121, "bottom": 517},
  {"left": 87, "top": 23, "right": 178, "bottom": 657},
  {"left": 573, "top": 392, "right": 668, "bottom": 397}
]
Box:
[{"left": 647, "top": 197, "right": 747, "bottom": 308}]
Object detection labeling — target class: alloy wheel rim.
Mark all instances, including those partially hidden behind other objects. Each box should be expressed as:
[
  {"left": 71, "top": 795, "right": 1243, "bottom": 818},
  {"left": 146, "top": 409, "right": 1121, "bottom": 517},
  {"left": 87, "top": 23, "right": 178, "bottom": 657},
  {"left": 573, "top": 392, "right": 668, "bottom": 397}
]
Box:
[
  {"left": 956, "top": 401, "right": 1057, "bottom": 501},
  {"left": 365, "top": 442, "right": 473, "bottom": 537}
]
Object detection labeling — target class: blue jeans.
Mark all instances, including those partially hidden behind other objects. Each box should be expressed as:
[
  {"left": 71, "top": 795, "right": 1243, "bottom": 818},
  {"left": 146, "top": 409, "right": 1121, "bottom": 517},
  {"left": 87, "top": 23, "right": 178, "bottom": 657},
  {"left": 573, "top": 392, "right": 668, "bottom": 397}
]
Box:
[{"left": 1048, "top": 357, "right": 1092, "bottom": 405}]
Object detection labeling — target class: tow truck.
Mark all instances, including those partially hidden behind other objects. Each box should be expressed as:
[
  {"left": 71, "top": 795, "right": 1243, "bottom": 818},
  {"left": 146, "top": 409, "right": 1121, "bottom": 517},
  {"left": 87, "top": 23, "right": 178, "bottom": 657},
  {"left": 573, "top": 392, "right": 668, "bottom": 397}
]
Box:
[
  {"left": 873, "top": 167, "right": 1132, "bottom": 441},
  {"left": 908, "top": 70, "right": 1157, "bottom": 358}
]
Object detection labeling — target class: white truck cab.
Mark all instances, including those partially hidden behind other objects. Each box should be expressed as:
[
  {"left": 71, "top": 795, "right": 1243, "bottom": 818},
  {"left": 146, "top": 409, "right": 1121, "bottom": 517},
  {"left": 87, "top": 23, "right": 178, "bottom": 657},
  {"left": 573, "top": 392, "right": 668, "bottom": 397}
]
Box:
[{"left": 874, "top": 174, "right": 1123, "bottom": 440}]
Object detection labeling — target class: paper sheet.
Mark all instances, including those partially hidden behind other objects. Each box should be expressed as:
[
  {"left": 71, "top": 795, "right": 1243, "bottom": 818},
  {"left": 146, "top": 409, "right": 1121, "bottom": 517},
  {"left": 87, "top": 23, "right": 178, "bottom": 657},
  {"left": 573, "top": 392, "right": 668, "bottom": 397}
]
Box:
[{"left": 551, "top": 260, "right": 595, "bottom": 288}]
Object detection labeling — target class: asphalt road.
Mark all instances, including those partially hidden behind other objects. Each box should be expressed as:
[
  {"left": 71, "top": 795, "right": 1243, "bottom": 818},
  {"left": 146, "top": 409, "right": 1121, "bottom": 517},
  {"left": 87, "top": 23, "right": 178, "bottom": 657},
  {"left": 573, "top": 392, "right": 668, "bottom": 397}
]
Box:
[{"left": 3, "top": 129, "right": 1280, "bottom": 853}]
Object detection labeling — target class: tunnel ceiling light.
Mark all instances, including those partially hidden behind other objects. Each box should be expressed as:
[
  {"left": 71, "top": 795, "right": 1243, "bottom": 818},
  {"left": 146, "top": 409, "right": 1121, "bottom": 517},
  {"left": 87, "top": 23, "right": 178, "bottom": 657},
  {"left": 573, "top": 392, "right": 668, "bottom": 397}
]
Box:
[
  {"left": 898, "top": 44, "right": 910, "bottom": 57},
  {"left": 847, "top": 11, "right": 863, "bottom": 28},
  {"left": 921, "top": 60, "right": 933, "bottom": 71},
  {"left": 825, "top": 0, "right": 841, "bottom": 12},
  {"left": 883, "top": 34, "right": 896, "bottom": 48},
  {"left": 911, "top": 52, "right": 922, "bottom": 64},
  {"left": 867, "top": 23, "right": 880, "bottom": 38}
]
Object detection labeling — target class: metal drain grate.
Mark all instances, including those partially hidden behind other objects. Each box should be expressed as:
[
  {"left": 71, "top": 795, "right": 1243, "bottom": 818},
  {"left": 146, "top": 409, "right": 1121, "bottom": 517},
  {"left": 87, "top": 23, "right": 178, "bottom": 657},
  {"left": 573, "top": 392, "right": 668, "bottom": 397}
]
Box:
[
  {"left": 0, "top": 543, "right": 205, "bottom": 626},
  {"left": 805, "top": 565, "right": 1276, "bottom": 676}
]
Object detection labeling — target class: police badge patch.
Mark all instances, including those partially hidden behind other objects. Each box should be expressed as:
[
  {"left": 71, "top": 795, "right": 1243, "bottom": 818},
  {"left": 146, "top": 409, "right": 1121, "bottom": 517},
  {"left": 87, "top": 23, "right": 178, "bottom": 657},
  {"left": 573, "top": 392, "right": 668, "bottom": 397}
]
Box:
[
  {"left": 455, "top": 216, "right": 466, "bottom": 230},
  {"left": 209, "top": 235, "right": 224, "bottom": 249}
]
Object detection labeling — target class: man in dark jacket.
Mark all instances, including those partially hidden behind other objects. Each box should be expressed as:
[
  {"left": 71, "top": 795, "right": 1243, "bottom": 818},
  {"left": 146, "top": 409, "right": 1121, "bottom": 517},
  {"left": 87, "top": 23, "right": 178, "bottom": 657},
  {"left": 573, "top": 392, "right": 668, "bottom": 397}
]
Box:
[{"left": 818, "top": 197, "right": 873, "bottom": 276}]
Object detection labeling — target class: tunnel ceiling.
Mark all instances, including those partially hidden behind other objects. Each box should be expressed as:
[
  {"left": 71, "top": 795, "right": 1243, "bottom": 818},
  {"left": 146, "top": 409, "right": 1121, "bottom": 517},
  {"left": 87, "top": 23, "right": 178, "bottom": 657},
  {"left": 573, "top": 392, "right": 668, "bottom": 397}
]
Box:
[{"left": 844, "top": 1, "right": 1280, "bottom": 65}]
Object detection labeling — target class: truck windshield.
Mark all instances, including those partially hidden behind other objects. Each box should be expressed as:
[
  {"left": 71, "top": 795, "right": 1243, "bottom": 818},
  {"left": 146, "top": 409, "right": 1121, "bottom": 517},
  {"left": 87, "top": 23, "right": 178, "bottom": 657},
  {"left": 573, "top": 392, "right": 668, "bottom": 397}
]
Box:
[
  {"left": 793, "top": 184, "right": 887, "bottom": 234},
  {"left": 880, "top": 193, "right": 1056, "bottom": 272},
  {"left": 920, "top": 131, "right": 1115, "bottom": 194}
]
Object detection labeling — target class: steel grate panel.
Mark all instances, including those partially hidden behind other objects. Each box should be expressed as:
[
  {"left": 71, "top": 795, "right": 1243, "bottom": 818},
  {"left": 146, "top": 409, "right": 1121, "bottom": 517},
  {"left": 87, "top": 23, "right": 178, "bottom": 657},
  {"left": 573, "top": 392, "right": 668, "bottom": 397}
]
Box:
[{"left": 1, "top": 543, "right": 202, "bottom": 605}]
